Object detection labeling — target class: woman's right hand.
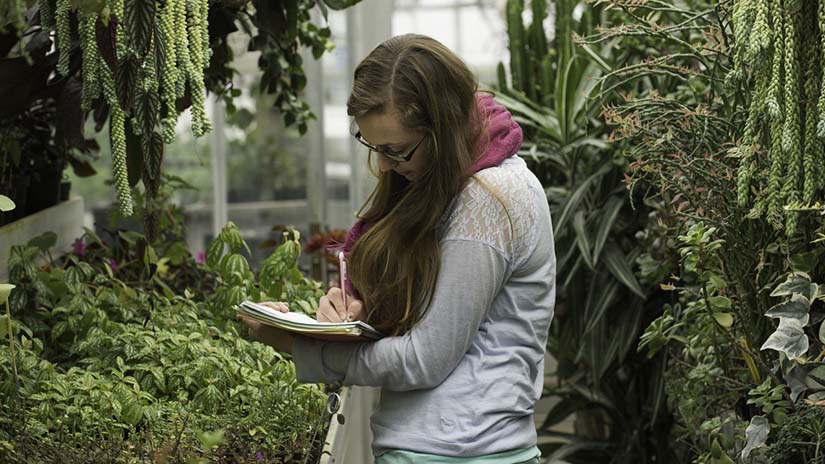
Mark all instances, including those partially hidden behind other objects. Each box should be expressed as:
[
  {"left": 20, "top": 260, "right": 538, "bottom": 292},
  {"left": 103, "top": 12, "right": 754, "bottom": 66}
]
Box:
[{"left": 317, "top": 287, "right": 365, "bottom": 323}]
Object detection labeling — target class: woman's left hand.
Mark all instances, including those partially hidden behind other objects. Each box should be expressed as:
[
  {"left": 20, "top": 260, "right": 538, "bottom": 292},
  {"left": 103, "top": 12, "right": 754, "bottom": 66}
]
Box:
[{"left": 239, "top": 301, "right": 295, "bottom": 353}]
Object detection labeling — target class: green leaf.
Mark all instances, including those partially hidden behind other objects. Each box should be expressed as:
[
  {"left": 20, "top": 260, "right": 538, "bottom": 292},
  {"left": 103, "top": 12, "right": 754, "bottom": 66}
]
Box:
[
  {"left": 0, "top": 195, "right": 15, "bottom": 212},
  {"left": 539, "top": 395, "right": 589, "bottom": 432},
  {"left": 765, "top": 294, "right": 811, "bottom": 323},
  {"left": 583, "top": 280, "right": 619, "bottom": 335},
  {"left": 206, "top": 239, "right": 224, "bottom": 270},
  {"left": 142, "top": 131, "right": 164, "bottom": 197},
  {"left": 115, "top": 55, "right": 140, "bottom": 113},
  {"left": 0, "top": 284, "right": 17, "bottom": 302},
  {"left": 572, "top": 210, "right": 593, "bottom": 270},
  {"left": 771, "top": 272, "right": 817, "bottom": 300},
  {"left": 196, "top": 429, "right": 225, "bottom": 449},
  {"left": 806, "top": 366, "right": 825, "bottom": 389},
  {"left": 221, "top": 254, "right": 250, "bottom": 284},
  {"left": 118, "top": 230, "right": 143, "bottom": 245},
  {"left": 296, "top": 299, "right": 314, "bottom": 315},
  {"left": 604, "top": 244, "right": 646, "bottom": 299},
  {"left": 134, "top": 83, "right": 159, "bottom": 137},
  {"left": 819, "top": 321, "right": 825, "bottom": 345},
  {"left": 713, "top": 312, "right": 733, "bottom": 329},
  {"left": 761, "top": 317, "right": 809, "bottom": 360},
  {"left": 708, "top": 295, "right": 732, "bottom": 309},
  {"left": 578, "top": 41, "right": 612, "bottom": 72},
  {"left": 121, "top": 401, "right": 143, "bottom": 426},
  {"left": 553, "top": 162, "right": 612, "bottom": 235},
  {"left": 143, "top": 245, "right": 158, "bottom": 265},
  {"left": 124, "top": 0, "right": 155, "bottom": 58},
  {"left": 790, "top": 250, "right": 823, "bottom": 274},
  {"left": 742, "top": 415, "right": 769, "bottom": 460},
  {"left": 27, "top": 231, "right": 57, "bottom": 251},
  {"left": 316, "top": 0, "right": 329, "bottom": 20},
  {"left": 322, "top": 0, "right": 363, "bottom": 9},
  {"left": 592, "top": 196, "right": 623, "bottom": 265}
]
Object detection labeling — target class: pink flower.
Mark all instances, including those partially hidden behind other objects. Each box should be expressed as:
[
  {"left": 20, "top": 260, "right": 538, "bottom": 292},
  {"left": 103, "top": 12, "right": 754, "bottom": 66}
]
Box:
[
  {"left": 196, "top": 251, "right": 206, "bottom": 264},
  {"left": 72, "top": 238, "right": 86, "bottom": 257},
  {"left": 108, "top": 258, "right": 119, "bottom": 272}
]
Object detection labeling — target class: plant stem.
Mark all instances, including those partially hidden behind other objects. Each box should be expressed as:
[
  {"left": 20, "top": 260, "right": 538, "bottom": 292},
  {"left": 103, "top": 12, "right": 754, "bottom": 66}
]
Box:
[{"left": 5, "top": 299, "right": 18, "bottom": 391}]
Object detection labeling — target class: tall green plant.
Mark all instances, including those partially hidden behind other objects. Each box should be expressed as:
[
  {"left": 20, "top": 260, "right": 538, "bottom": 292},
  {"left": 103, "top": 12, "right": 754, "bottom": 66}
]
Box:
[{"left": 495, "top": 1, "right": 675, "bottom": 462}]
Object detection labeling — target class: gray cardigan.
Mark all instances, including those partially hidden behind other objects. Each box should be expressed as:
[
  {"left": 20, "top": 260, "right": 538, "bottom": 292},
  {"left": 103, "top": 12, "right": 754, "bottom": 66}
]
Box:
[{"left": 293, "top": 156, "right": 556, "bottom": 457}]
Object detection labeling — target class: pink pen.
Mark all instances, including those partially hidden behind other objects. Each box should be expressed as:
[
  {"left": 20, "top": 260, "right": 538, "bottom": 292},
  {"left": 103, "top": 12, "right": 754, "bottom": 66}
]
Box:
[{"left": 338, "top": 251, "right": 349, "bottom": 321}]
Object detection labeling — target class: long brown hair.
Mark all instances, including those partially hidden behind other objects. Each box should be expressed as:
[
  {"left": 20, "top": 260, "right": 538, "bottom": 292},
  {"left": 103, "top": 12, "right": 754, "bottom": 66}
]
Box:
[{"left": 347, "top": 34, "right": 486, "bottom": 336}]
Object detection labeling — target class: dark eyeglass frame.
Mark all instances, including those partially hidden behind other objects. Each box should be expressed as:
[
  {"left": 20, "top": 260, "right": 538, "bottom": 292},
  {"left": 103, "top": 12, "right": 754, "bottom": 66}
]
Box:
[{"left": 354, "top": 131, "right": 426, "bottom": 163}]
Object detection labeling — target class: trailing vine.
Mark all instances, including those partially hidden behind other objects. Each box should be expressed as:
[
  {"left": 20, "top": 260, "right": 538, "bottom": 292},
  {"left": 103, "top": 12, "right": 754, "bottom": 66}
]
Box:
[
  {"left": 733, "top": 0, "right": 825, "bottom": 235},
  {"left": 2, "top": 0, "right": 360, "bottom": 239}
]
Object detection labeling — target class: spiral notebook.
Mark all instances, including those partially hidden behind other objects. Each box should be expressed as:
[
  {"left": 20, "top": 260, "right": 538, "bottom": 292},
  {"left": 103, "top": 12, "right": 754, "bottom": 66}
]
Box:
[{"left": 237, "top": 300, "right": 383, "bottom": 342}]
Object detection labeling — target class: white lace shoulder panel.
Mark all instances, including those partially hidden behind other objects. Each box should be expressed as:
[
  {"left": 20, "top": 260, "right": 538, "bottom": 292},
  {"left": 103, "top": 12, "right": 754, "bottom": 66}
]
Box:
[{"left": 440, "top": 157, "right": 542, "bottom": 268}]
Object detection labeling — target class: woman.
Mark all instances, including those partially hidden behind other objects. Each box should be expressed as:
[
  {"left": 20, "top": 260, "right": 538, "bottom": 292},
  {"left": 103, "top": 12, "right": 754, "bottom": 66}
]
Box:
[{"left": 242, "top": 34, "right": 555, "bottom": 463}]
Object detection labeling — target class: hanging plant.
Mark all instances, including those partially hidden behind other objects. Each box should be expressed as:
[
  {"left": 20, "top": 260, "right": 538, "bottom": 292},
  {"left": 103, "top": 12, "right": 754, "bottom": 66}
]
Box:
[
  {"left": 0, "top": 0, "right": 361, "bottom": 240},
  {"left": 733, "top": 0, "right": 825, "bottom": 236}
]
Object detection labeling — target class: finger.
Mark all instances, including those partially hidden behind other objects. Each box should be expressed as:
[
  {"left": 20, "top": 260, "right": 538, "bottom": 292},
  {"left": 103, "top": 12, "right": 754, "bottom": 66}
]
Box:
[
  {"left": 347, "top": 300, "right": 364, "bottom": 322},
  {"left": 259, "top": 301, "right": 289, "bottom": 313},
  {"left": 317, "top": 296, "right": 343, "bottom": 323},
  {"left": 238, "top": 317, "right": 261, "bottom": 337},
  {"left": 326, "top": 287, "right": 348, "bottom": 321}
]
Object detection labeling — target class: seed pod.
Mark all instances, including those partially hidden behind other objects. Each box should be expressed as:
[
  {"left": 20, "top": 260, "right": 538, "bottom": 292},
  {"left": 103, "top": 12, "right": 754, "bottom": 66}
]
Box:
[
  {"left": 160, "top": 0, "right": 179, "bottom": 143},
  {"left": 817, "top": 0, "right": 825, "bottom": 137},
  {"left": 729, "top": 0, "right": 755, "bottom": 85},
  {"left": 39, "top": 0, "right": 53, "bottom": 28},
  {"left": 801, "top": 1, "right": 819, "bottom": 203},
  {"left": 187, "top": 0, "right": 210, "bottom": 137},
  {"left": 199, "top": 0, "right": 211, "bottom": 68},
  {"left": 81, "top": 14, "right": 101, "bottom": 112},
  {"left": 175, "top": 0, "right": 191, "bottom": 99},
  {"left": 747, "top": 0, "right": 771, "bottom": 61},
  {"left": 781, "top": 0, "right": 803, "bottom": 225},
  {"left": 102, "top": 64, "right": 134, "bottom": 217},
  {"left": 56, "top": 0, "right": 71, "bottom": 76},
  {"left": 110, "top": 102, "right": 134, "bottom": 217},
  {"left": 766, "top": 0, "right": 784, "bottom": 120},
  {"left": 781, "top": 0, "right": 801, "bottom": 152}
]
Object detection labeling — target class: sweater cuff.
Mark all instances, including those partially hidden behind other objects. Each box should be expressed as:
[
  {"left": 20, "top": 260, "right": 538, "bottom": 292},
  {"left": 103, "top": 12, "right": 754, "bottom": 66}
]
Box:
[{"left": 292, "top": 337, "right": 357, "bottom": 384}]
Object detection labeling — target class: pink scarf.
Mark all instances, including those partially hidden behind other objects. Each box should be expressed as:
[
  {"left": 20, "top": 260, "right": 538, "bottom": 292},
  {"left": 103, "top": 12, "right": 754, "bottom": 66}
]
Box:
[{"left": 338, "top": 93, "right": 523, "bottom": 298}]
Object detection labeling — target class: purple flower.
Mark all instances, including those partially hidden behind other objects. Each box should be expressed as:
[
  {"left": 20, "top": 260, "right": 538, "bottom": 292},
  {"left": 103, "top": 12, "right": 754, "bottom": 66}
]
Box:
[
  {"left": 196, "top": 250, "right": 206, "bottom": 264},
  {"left": 72, "top": 238, "right": 86, "bottom": 257},
  {"left": 108, "top": 258, "right": 119, "bottom": 272},
  {"left": 256, "top": 451, "right": 264, "bottom": 461}
]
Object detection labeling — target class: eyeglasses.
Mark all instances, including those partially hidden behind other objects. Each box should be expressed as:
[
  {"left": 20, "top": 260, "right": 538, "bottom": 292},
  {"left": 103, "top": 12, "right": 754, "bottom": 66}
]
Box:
[{"left": 354, "top": 131, "right": 426, "bottom": 163}]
